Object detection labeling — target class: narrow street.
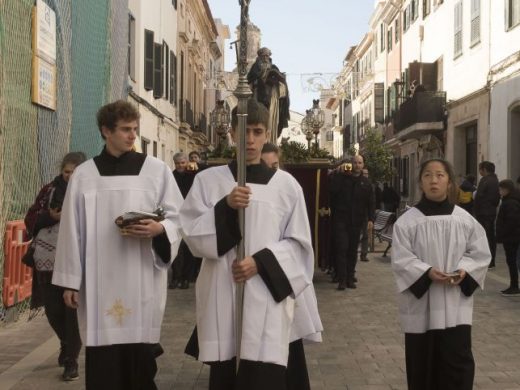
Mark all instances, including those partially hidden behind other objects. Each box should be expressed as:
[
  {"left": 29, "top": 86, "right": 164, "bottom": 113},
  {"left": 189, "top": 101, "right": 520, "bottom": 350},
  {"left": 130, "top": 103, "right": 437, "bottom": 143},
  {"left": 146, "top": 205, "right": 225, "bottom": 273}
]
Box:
[{"left": 1, "top": 244, "right": 520, "bottom": 390}]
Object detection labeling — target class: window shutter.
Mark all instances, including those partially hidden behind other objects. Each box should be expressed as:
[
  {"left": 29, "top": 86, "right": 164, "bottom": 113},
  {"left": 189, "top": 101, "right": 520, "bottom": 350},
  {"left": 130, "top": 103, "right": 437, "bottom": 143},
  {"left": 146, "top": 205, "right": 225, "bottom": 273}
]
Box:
[
  {"left": 153, "top": 42, "right": 163, "bottom": 98},
  {"left": 374, "top": 83, "right": 385, "bottom": 124},
  {"left": 170, "top": 51, "right": 176, "bottom": 105},
  {"left": 144, "top": 30, "right": 154, "bottom": 90},
  {"left": 470, "top": 0, "right": 480, "bottom": 45},
  {"left": 164, "top": 43, "right": 169, "bottom": 99},
  {"left": 454, "top": 1, "right": 463, "bottom": 58}
]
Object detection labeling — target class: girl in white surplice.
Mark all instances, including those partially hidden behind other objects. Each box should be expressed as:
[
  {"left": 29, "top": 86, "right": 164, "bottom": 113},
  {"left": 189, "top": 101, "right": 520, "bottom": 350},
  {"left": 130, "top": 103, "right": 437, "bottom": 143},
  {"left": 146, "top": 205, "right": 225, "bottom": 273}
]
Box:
[{"left": 391, "top": 159, "right": 490, "bottom": 390}]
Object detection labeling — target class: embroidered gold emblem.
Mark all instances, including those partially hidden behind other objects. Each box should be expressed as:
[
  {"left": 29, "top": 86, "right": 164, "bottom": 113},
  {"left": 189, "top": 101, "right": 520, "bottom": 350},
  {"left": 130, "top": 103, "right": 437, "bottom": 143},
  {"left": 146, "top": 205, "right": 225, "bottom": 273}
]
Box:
[{"left": 106, "top": 299, "right": 132, "bottom": 326}]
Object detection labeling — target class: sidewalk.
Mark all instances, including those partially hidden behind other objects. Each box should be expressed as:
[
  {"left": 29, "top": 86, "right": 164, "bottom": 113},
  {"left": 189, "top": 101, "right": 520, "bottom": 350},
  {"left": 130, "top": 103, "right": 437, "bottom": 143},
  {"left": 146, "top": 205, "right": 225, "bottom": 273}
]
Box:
[{"left": 1, "top": 244, "right": 520, "bottom": 390}]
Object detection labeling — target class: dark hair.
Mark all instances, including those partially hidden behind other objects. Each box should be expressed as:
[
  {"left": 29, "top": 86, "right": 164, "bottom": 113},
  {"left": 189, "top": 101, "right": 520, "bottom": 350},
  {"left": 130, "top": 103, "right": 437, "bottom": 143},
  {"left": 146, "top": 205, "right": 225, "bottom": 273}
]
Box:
[
  {"left": 465, "top": 174, "right": 476, "bottom": 185},
  {"left": 499, "top": 179, "right": 515, "bottom": 194},
  {"left": 61, "top": 152, "right": 86, "bottom": 170},
  {"left": 479, "top": 161, "right": 495, "bottom": 174},
  {"left": 418, "top": 158, "right": 458, "bottom": 203},
  {"left": 231, "top": 99, "right": 270, "bottom": 131},
  {"left": 262, "top": 142, "right": 279, "bottom": 154},
  {"left": 96, "top": 100, "right": 140, "bottom": 139},
  {"left": 188, "top": 151, "right": 200, "bottom": 158}
]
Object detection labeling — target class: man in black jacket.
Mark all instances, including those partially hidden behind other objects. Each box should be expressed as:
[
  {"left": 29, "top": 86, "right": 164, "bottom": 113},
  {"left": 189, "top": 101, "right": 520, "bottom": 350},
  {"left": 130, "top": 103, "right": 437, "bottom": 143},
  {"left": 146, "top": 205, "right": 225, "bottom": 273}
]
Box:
[
  {"left": 171, "top": 152, "right": 198, "bottom": 289},
  {"left": 474, "top": 161, "right": 500, "bottom": 268},
  {"left": 329, "top": 155, "right": 375, "bottom": 290}
]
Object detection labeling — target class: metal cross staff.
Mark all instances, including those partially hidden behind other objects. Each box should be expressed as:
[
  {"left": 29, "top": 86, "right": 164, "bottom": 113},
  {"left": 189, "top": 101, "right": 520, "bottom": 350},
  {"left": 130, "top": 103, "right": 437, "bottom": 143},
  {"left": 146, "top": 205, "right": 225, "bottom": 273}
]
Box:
[{"left": 234, "top": 0, "right": 252, "bottom": 372}]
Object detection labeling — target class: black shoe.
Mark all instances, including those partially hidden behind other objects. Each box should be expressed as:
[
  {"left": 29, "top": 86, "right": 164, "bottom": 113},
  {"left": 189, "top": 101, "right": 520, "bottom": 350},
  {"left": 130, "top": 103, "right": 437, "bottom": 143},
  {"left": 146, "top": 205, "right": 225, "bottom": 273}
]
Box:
[
  {"left": 346, "top": 280, "right": 357, "bottom": 289},
  {"left": 62, "top": 361, "right": 79, "bottom": 381},
  {"left": 501, "top": 287, "right": 520, "bottom": 296},
  {"left": 488, "top": 264, "right": 496, "bottom": 269},
  {"left": 179, "top": 280, "right": 189, "bottom": 289},
  {"left": 58, "top": 347, "right": 66, "bottom": 367},
  {"left": 337, "top": 282, "right": 347, "bottom": 291},
  {"left": 360, "top": 256, "right": 369, "bottom": 262},
  {"left": 353, "top": 276, "right": 358, "bottom": 283}
]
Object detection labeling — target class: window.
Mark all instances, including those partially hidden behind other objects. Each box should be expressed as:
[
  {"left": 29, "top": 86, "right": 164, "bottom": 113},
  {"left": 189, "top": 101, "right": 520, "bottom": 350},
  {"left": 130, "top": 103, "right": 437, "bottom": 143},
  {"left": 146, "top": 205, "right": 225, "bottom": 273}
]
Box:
[
  {"left": 144, "top": 30, "right": 154, "bottom": 90},
  {"left": 507, "top": 0, "right": 520, "bottom": 30},
  {"left": 172, "top": 0, "right": 177, "bottom": 9},
  {"left": 470, "top": 0, "right": 480, "bottom": 46},
  {"left": 380, "top": 23, "right": 385, "bottom": 52},
  {"left": 454, "top": 1, "right": 463, "bottom": 58},
  {"left": 423, "top": 0, "right": 431, "bottom": 18},
  {"left": 153, "top": 43, "right": 163, "bottom": 98},
  {"left": 388, "top": 27, "right": 393, "bottom": 51},
  {"left": 411, "top": 0, "right": 418, "bottom": 22},
  {"left": 395, "top": 17, "right": 400, "bottom": 42},
  {"left": 141, "top": 137, "right": 150, "bottom": 155},
  {"left": 169, "top": 51, "right": 176, "bottom": 105},
  {"left": 326, "top": 131, "right": 334, "bottom": 142},
  {"left": 374, "top": 83, "right": 385, "bottom": 124},
  {"left": 153, "top": 141, "right": 157, "bottom": 157},
  {"left": 163, "top": 42, "right": 169, "bottom": 100},
  {"left": 128, "top": 14, "right": 136, "bottom": 80},
  {"left": 403, "top": 7, "right": 409, "bottom": 31}
]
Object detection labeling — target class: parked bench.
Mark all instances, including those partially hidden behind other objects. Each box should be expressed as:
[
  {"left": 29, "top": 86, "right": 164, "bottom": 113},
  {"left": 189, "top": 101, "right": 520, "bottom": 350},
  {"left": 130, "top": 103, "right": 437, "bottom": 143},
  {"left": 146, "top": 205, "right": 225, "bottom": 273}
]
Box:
[{"left": 372, "top": 210, "right": 396, "bottom": 257}]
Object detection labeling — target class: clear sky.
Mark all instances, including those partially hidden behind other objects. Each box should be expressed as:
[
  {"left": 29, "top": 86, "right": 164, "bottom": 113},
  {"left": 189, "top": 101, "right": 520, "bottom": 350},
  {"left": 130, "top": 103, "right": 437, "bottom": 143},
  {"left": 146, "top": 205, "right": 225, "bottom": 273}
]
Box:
[{"left": 207, "top": 0, "right": 376, "bottom": 114}]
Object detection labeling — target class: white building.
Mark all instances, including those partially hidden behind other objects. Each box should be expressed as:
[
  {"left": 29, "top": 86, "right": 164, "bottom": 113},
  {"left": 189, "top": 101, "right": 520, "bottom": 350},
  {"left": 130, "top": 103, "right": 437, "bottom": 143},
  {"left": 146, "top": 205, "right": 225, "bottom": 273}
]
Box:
[
  {"left": 128, "top": 0, "right": 179, "bottom": 167},
  {"left": 488, "top": 0, "right": 520, "bottom": 181}
]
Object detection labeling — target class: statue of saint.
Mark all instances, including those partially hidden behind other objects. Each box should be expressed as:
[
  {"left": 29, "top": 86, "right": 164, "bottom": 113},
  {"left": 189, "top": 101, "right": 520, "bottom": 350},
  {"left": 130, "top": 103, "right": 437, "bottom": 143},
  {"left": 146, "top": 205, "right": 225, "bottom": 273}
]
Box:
[{"left": 247, "top": 47, "right": 290, "bottom": 143}]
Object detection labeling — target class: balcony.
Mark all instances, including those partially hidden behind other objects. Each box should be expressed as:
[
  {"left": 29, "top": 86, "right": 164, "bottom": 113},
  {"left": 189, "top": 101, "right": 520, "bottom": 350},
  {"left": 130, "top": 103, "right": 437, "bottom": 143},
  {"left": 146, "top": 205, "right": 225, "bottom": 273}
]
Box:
[{"left": 393, "top": 91, "right": 447, "bottom": 140}]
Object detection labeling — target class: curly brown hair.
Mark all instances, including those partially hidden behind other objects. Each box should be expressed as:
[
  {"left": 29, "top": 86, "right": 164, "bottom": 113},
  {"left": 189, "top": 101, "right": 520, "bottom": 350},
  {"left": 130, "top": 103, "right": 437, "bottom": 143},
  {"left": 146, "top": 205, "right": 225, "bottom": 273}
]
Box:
[{"left": 96, "top": 100, "right": 140, "bottom": 139}]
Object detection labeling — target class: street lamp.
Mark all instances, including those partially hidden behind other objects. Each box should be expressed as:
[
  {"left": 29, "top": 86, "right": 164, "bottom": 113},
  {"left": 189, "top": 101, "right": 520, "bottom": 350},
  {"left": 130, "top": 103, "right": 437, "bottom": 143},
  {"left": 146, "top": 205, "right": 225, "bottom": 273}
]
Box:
[
  {"left": 308, "top": 99, "right": 325, "bottom": 152},
  {"left": 210, "top": 100, "right": 230, "bottom": 149},
  {"left": 301, "top": 110, "right": 313, "bottom": 150}
]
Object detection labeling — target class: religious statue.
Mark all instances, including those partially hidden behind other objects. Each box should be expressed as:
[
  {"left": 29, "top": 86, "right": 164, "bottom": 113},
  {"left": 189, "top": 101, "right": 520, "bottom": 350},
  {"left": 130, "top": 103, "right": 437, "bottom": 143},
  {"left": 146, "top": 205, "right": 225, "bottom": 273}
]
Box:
[{"left": 247, "top": 47, "right": 290, "bottom": 143}]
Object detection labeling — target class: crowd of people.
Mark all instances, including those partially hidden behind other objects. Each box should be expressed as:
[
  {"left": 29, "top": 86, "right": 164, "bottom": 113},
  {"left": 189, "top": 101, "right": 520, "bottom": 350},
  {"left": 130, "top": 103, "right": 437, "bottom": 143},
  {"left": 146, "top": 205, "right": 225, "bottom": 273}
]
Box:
[{"left": 21, "top": 97, "right": 519, "bottom": 390}]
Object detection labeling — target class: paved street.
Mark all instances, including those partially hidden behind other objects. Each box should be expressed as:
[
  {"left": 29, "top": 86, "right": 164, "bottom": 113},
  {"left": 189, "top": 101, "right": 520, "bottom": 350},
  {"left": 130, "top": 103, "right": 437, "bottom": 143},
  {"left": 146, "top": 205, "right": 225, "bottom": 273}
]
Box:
[{"left": 1, "top": 244, "right": 520, "bottom": 390}]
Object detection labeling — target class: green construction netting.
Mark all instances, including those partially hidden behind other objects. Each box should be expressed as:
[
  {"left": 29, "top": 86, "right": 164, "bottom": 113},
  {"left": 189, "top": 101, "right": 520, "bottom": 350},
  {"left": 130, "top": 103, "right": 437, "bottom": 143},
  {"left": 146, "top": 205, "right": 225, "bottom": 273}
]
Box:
[{"left": 0, "top": 0, "right": 128, "bottom": 325}]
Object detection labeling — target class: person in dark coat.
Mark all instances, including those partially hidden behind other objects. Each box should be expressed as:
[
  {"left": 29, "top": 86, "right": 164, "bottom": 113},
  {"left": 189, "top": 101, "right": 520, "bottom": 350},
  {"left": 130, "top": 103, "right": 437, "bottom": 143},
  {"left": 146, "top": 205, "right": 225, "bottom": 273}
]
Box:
[
  {"left": 170, "top": 152, "right": 198, "bottom": 289},
  {"left": 496, "top": 179, "right": 520, "bottom": 296},
  {"left": 24, "top": 152, "right": 86, "bottom": 381},
  {"left": 474, "top": 161, "right": 500, "bottom": 268},
  {"left": 329, "top": 155, "right": 375, "bottom": 289},
  {"left": 382, "top": 182, "right": 401, "bottom": 213}
]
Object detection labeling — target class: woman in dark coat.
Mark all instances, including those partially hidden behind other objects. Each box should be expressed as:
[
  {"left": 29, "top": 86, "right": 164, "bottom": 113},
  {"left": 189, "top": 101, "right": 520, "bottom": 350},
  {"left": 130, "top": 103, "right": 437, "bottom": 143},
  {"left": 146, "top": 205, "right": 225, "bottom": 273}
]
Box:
[{"left": 24, "top": 152, "right": 85, "bottom": 381}]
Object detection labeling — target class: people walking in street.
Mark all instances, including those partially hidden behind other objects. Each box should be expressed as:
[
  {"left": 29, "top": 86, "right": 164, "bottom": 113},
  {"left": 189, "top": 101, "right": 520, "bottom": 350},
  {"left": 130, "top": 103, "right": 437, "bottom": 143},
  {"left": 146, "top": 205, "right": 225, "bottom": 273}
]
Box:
[
  {"left": 170, "top": 152, "right": 199, "bottom": 289},
  {"left": 496, "top": 179, "right": 520, "bottom": 296},
  {"left": 180, "top": 99, "right": 321, "bottom": 390},
  {"left": 474, "top": 161, "right": 500, "bottom": 268},
  {"left": 52, "top": 100, "right": 184, "bottom": 390},
  {"left": 391, "top": 158, "right": 490, "bottom": 390},
  {"left": 458, "top": 174, "right": 477, "bottom": 214},
  {"left": 382, "top": 182, "right": 400, "bottom": 213},
  {"left": 24, "top": 152, "right": 86, "bottom": 381},
  {"left": 329, "top": 155, "right": 375, "bottom": 290}
]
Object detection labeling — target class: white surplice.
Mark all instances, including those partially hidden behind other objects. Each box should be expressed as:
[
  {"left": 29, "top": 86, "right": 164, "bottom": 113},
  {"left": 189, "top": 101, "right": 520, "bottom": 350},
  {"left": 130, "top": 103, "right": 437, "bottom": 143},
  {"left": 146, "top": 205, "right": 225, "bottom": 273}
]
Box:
[
  {"left": 391, "top": 206, "right": 490, "bottom": 334},
  {"left": 52, "top": 157, "right": 183, "bottom": 346},
  {"left": 180, "top": 164, "right": 320, "bottom": 366}
]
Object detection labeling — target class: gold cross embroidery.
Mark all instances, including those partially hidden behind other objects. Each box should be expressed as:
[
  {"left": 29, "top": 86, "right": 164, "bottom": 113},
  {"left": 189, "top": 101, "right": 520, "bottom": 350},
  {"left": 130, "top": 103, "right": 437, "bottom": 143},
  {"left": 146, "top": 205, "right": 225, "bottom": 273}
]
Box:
[{"left": 106, "top": 299, "right": 132, "bottom": 326}]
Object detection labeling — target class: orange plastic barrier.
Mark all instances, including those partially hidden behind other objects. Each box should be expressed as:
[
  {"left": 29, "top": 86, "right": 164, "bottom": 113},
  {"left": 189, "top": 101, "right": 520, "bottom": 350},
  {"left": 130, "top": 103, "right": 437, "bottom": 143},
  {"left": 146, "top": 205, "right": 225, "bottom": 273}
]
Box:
[{"left": 2, "top": 220, "right": 32, "bottom": 307}]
